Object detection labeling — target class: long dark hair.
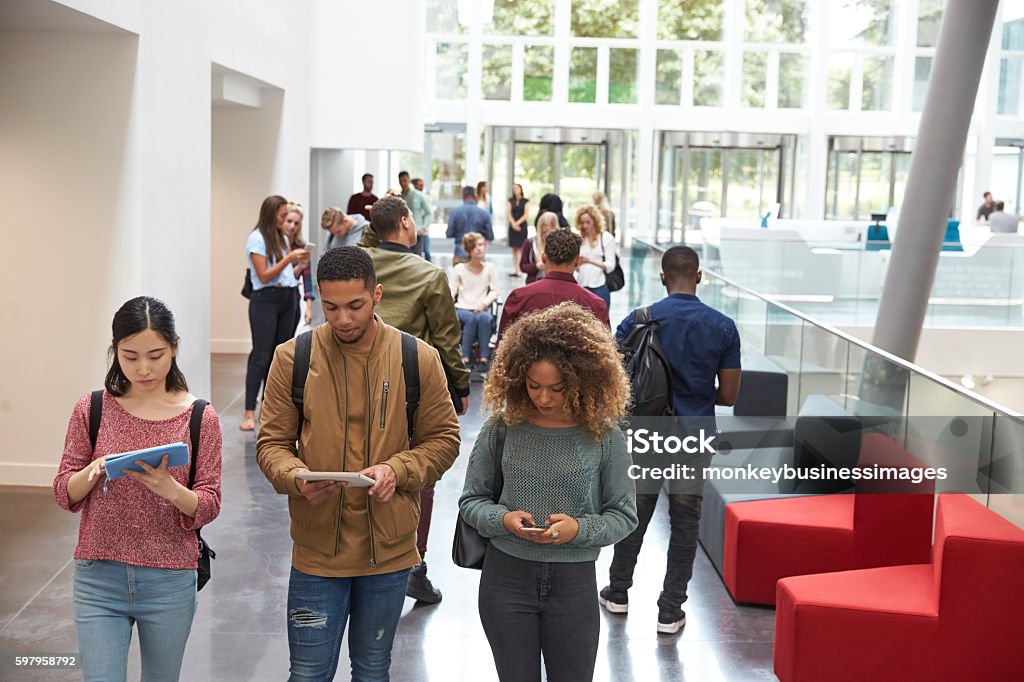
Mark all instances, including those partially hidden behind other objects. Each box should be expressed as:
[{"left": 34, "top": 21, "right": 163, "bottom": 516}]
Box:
[
  {"left": 535, "top": 193, "right": 568, "bottom": 227},
  {"left": 254, "top": 195, "right": 289, "bottom": 263},
  {"left": 105, "top": 297, "right": 189, "bottom": 397}
]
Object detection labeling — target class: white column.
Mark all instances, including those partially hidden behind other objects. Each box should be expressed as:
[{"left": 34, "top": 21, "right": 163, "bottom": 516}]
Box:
[{"left": 805, "top": 0, "right": 830, "bottom": 219}]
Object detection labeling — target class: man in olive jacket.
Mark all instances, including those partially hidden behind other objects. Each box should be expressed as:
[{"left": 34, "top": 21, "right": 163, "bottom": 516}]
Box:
[
  {"left": 257, "top": 246, "right": 460, "bottom": 681},
  {"left": 361, "top": 194, "right": 470, "bottom": 604}
]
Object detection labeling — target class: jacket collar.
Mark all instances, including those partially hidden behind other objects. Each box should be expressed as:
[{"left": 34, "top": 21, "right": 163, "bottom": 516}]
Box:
[
  {"left": 315, "top": 314, "right": 396, "bottom": 363},
  {"left": 378, "top": 241, "right": 414, "bottom": 254},
  {"left": 544, "top": 271, "right": 577, "bottom": 282}
]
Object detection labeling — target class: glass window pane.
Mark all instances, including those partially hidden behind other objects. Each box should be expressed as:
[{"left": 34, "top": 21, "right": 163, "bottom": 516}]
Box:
[
  {"left": 742, "top": 52, "right": 767, "bottom": 107},
  {"left": 725, "top": 149, "right": 779, "bottom": 219},
  {"left": 569, "top": 47, "right": 598, "bottom": 103},
  {"left": 687, "top": 149, "right": 723, "bottom": 217},
  {"left": 609, "top": 48, "right": 638, "bottom": 104},
  {"left": 482, "top": 45, "right": 512, "bottom": 100},
  {"left": 828, "top": 0, "right": 896, "bottom": 47},
  {"left": 560, "top": 145, "right": 604, "bottom": 215},
  {"left": 778, "top": 53, "right": 806, "bottom": 108},
  {"left": 892, "top": 152, "right": 911, "bottom": 210},
  {"left": 659, "top": 0, "right": 723, "bottom": 41},
  {"left": 826, "top": 148, "right": 857, "bottom": 218},
  {"left": 858, "top": 152, "right": 893, "bottom": 216},
  {"left": 656, "top": 49, "right": 682, "bottom": 105},
  {"left": 998, "top": 57, "right": 1022, "bottom": 116},
  {"left": 917, "top": 0, "right": 944, "bottom": 47},
  {"left": 1002, "top": 10, "right": 1024, "bottom": 50},
  {"left": 426, "top": 0, "right": 464, "bottom": 34},
  {"left": 572, "top": 0, "right": 639, "bottom": 38},
  {"left": 513, "top": 143, "right": 556, "bottom": 208},
  {"left": 862, "top": 55, "right": 894, "bottom": 111},
  {"left": 429, "top": 130, "right": 466, "bottom": 216},
  {"left": 435, "top": 43, "right": 468, "bottom": 100},
  {"left": 913, "top": 56, "right": 932, "bottom": 112},
  {"left": 693, "top": 50, "right": 723, "bottom": 106},
  {"left": 745, "top": 0, "right": 808, "bottom": 43},
  {"left": 524, "top": 45, "right": 554, "bottom": 101},
  {"left": 827, "top": 53, "right": 854, "bottom": 110},
  {"left": 487, "top": 0, "right": 554, "bottom": 36}
]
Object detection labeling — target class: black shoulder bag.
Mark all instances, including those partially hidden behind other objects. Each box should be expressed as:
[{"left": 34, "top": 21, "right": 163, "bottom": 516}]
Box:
[
  {"left": 452, "top": 422, "right": 506, "bottom": 570},
  {"left": 89, "top": 391, "right": 216, "bottom": 591},
  {"left": 600, "top": 235, "right": 625, "bottom": 292}
]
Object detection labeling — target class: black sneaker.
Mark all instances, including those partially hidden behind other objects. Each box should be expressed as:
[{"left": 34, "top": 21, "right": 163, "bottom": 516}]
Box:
[
  {"left": 657, "top": 610, "right": 686, "bottom": 635},
  {"left": 406, "top": 562, "right": 442, "bottom": 604},
  {"left": 599, "top": 586, "right": 629, "bottom": 614}
]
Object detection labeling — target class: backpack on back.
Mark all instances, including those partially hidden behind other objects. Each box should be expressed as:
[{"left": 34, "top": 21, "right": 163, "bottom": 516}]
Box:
[
  {"left": 621, "top": 306, "right": 674, "bottom": 417},
  {"left": 291, "top": 329, "right": 421, "bottom": 443}
]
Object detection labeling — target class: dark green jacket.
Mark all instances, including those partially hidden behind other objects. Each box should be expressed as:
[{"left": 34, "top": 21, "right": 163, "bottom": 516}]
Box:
[{"left": 363, "top": 241, "right": 470, "bottom": 396}]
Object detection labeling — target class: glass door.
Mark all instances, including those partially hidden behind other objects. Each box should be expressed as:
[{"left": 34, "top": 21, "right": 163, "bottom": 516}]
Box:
[{"left": 558, "top": 144, "right": 606, "bottom": 217}]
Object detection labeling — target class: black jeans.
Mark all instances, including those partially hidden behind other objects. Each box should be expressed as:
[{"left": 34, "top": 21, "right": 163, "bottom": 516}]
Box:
[
  {"left": 608, "top": 491, "right": 702, "bottom": 615},
  {"left": 245, "top": 287, "right": 299, "bottom": 410},
  {"left": 479, "top": 547, "right": 599, "bottom": 682}
]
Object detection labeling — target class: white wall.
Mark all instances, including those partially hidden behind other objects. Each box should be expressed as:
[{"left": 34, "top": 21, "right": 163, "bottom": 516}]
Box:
[
  {"left": 210, "top": 92, "right": 286, "bottom": 354},
  {"left": 309, "top": 0, "right": 425, "bottom": 152},
  {"left": 0, "top": 29, "right": 140, "bottom": 486},
  {"left": 0, "top": 0, "right": 312, "bottom": 486}
]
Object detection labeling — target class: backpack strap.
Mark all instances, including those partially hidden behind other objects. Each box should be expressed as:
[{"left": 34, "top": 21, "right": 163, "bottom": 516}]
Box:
[
  {"left": 632, "top": 305, "right": 653, "bottom": 326},
  {"left": 88, "top": 389, "right": 104, "bottom": 451},
  {"left": 401, "top": 332, "right": 420, "bottom": 443},
  {"left": 187, "top": 399, "right": 208, "bottom": 490},
  {"left": 292, "top": 330, "right": 313, "bottom": 442}
]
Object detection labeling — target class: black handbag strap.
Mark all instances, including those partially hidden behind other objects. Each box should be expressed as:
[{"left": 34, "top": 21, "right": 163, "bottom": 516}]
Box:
[
  {"left": 88, "top": 390, "right": 103, "bottom": 450},
  {"left": 492, "top": 422, "right": 506, "bottom": 501}
]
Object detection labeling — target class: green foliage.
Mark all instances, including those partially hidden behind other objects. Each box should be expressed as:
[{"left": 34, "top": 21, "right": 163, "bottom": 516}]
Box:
[
  {"left": 482, "top": 45, "right": 513, "bottom": 100},
  {"left": 742, "top": 52, "right": 767, "bottom": 107},
  {"left": 658, "top": 0, "right": 723, "bottom": 41},
  {"left": 656, "top": 50, "right": 682, "bottom": 105},
  {"left": 569, "top": 47, "right": 597, "bottom": 102},
  {"left": 693, "top": 50, "right": 723, "bottom": 106},
  {"left": 778, "top": 53, "right": 806, "bottom": 108},
  {"left": 435, "top": 43, "right": 468, "bottom": 100},
  {"left": 744, "top": 0, "right": 808, "bottom": 43},
  {"left": 609, "top": 49, "right": 638, "bottom": 104},
  {"left": 488, "top": 0, "right": 554, "bottom": 36},
  {"left": 916, "top": 0, "right": 944, "bottom": 47},
  {"left": 572, "top": 0, "right": 639, "bottom": 38},
  {"left": 861, "top": 55, "right": 893, "bottom": 111},
  {"left": 524, "top": 46, "right": 554, "bottom": 101}
]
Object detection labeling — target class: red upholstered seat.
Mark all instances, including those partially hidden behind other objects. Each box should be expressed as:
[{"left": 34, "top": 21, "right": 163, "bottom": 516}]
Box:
[
  {"left": 722, "top": 433, "right": 934, "bottom": 605},
  {"left": 774, "top": 492, "right": 1024, "bottom": 681}
]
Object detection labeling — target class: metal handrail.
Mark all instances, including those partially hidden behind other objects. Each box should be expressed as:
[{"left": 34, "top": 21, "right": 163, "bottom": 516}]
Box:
[{"left": 637, "top": 238, "right": 1023, "bottom": 419}]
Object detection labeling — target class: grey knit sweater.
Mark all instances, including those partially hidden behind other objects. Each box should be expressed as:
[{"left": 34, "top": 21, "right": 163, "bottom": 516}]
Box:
[{"left": 458, "top": 419, "right": 638, "bottom": 563}]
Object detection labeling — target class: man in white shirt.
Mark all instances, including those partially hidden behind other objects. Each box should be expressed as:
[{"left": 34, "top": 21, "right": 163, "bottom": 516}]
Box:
[{"left": 988, "top": 201, "right": 1019, "bottom": 234}]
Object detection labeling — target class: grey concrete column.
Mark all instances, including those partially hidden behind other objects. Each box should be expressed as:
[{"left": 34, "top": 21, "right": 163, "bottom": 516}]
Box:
[{"left": 871, "top": 0, "right": 999, "bottom": 361}]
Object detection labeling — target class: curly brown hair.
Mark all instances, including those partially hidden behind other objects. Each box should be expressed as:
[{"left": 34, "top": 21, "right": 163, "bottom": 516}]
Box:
[
  {"left": 483, "top": 302, "right": 631, "bottom": 439},
  {"left": 574, "top": 204, "right": 606, "bottom": 243}
]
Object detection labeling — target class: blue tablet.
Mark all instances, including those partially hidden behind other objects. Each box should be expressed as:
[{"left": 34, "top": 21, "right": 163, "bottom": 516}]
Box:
[{"left": 103, "top": 442, "right": 190, "bottom": 480}]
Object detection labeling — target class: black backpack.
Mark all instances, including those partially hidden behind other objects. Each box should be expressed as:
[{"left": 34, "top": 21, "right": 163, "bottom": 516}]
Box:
[
  {"left": 620, "top": 306, "right": 674, "bottom": 417},
  {"left": 291, "top": 330, "right": 422, "bottom": 443},
  {"left": 88, "top": 391, "right": 216, "bottom": 591}
]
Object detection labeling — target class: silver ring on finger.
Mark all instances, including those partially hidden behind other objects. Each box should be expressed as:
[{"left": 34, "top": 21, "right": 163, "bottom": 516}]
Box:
[{"left": 551, "top": 531, "right": 560, "bottom": 539}]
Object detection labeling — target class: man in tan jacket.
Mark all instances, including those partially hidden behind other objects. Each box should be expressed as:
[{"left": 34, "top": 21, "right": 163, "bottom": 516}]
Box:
[{"left": 257, "top": 246, "right": 459, "bottom": 681}]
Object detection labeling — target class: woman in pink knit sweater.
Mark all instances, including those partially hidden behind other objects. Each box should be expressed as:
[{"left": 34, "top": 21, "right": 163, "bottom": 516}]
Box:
[{"left": 53, "top": 297, "right": 222, "bottom": 682}]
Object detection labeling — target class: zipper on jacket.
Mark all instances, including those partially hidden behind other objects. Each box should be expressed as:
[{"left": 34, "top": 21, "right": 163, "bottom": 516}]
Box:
[
  {"left": 365, "top": 363, "right": 378, "bottom": 569},
  {"left": 380, "top": 381, "right": 389, "bottom": 429}
]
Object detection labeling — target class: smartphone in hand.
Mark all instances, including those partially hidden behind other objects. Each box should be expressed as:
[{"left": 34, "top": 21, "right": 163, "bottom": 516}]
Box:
[{"left": 521, "top": 522, "right": 551, "bottom": 533}]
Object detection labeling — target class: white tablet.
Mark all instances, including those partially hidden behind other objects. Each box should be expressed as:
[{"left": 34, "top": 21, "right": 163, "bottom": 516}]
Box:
[{"left": 295, "top": 471, "right": 375, "bottom": 486}]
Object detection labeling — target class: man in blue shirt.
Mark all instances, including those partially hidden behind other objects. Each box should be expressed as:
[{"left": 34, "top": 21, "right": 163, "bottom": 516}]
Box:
[
  {"left": 446, "top": 186, "right": 493, "bottom": 264},
  {"left": 600, "top": 245, "right": 741, "bottom": 635}
]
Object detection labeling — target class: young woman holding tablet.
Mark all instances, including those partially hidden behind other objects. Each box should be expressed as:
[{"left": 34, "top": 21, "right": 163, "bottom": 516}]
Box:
[{"left": 53, "top": 296, "right": 222, "bottom": 682}]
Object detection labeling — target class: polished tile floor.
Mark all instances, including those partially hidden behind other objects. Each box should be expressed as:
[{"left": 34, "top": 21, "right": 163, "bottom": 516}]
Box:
[{"left": 0, "top": 245, "right": 778, "bottom": 681}]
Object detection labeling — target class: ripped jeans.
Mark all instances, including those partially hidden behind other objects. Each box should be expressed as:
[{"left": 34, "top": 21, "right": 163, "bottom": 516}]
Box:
[{"left": 286, "top": 566, "right": 411, "bottom": 682}]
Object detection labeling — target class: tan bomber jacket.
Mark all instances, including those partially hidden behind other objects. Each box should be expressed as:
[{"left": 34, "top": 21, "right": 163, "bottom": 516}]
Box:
[{"left": 256, "top": 319, "right": 460, "bottom": 572}]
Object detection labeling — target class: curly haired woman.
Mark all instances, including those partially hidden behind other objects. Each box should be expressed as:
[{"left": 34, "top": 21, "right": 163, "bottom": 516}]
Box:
[{"left": 459, "top": 302, "right": 638, "bottom": 682}]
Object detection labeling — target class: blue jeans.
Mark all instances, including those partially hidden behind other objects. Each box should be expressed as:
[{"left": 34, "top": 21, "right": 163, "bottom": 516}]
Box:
[
  {"left": 74, "top": 559, "right": 197, "bottom": 682},
  {"left": 585, "top": 284, "right": 611, "bottom": 309},
  {"left": 456, "top": 308, "right": 492, "bottom": 361},
  {"left": 287, "top": 566, "right": 411, "bottom": 682}
]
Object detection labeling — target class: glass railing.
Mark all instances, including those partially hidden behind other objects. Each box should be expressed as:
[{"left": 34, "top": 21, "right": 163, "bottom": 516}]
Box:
[
  {"left": 631, "top": 238, "right": 1024, "bottom": 528},
  {"left": 686, "top": 227, "right": 1024, "bottom": 328}
]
